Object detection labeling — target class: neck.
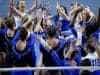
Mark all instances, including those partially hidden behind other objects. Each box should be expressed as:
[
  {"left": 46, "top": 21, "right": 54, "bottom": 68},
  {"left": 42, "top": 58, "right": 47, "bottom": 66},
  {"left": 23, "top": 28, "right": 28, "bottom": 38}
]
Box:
[
  {"left": 19, "top": 9, "right": 25, "bottom": 13},
  {"left": 52, "top": 38, "right": 59, "bottom": 48}
]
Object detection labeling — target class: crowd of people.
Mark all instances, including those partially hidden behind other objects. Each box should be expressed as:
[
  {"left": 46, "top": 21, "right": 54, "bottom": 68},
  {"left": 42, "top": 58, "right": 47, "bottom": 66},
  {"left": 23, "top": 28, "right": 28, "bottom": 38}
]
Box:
[{"left": 0, "top": 0, "right": 100, "bottom": 75}]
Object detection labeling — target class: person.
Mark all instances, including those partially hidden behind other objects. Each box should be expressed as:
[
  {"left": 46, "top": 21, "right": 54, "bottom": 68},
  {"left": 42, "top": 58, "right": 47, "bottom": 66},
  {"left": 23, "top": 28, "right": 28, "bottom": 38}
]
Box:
[
  {"left": 0, "top": 17, "right": 16, "bottom": 75},
  {"left": 38, "top": 26, "right": 81, "bottom": 75},
  {"left": 52, "top": 4, "right": 76, "bottom": 42},
  {"left": 69, "top": 3, "right": 83, "bottom": 27},
  {"left": 9, "top": 27, "right": 36, "bottom": 75},
  {"left": 81, "top": 7, "right": 96, "bottom": 38},
  {"left": 34, "top": 15, "right": 51, "bottom": 40},
  {"left": 81, "top": 36, "right": 98, "bottom": 61},
  {"left": 11, "top": 0, "right": 26, "bottom": 29},
  {"left": 69, "top": 4, "right": 87, "bottom": 47},
  {"left": 0, "top": 17, "right": 16, "bottom": 67},
  {"left": 10, "top": 0, "right": 36, "bottom": 29},
  {"left": 38, "top": 26, "right": 66, "bottom": 75},
  {"left": 23, "top": 16, "right": 42, "bottom": 67},
  {"left": 91, "top": 30, "right": 100, "bottom": 75}
]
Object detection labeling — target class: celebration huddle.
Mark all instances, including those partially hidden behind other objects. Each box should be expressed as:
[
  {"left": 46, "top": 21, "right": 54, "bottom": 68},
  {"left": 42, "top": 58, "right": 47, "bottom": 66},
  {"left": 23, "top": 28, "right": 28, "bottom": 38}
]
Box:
[{"left": 0, "top": 0, "right": 100, "bottom": 75}]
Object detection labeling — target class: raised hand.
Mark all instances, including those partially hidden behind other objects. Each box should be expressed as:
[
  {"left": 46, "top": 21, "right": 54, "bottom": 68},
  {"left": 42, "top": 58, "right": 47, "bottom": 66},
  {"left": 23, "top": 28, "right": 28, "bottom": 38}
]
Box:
[
  {"left": 56, "top": 1, "right": 60, "bottom": 9},
  {"left": 9, "top": 0, "right": 14, "bottom": 16},
  {"left": 64, "top": 40, "right": 75, "bottom": 58}
]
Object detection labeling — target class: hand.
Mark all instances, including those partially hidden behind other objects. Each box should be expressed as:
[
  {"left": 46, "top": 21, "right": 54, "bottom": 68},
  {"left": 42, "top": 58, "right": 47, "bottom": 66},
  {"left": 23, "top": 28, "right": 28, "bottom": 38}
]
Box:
[
  {"left": 64, "top": 42, "right": 75, "bottom": 58},
  {"left": 56, "top": 1, "right": 60, "bottom": 9},
  {"left": 58, "top": 6, "right": 67, "bottom": 17},
  {"left": 60, "top": 7, "right": 66, "bottom": 15},
  {"left": 9, "top": 0, "right": 14, "bottom": 9}
]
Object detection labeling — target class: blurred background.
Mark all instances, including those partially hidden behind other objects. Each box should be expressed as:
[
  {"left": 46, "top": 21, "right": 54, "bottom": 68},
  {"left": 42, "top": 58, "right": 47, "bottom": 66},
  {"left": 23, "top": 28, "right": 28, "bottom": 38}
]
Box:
[{"left": 0, "top": 0, "right": 100, "bottom": 17}]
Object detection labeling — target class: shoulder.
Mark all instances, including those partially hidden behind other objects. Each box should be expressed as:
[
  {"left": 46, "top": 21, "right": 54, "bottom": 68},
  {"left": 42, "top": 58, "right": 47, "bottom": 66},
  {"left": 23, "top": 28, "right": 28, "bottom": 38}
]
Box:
[
  {"left": 0, "top": 28, "right": 7, "bottom": 36},
  {"left": 59, "top": 38, "right": 68, "bottom": 47}
]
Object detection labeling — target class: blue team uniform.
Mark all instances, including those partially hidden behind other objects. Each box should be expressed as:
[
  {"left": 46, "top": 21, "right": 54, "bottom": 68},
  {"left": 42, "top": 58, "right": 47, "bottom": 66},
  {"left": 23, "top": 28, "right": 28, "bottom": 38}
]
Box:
[
  {"left": 40, "top": 38, "right": 81, "bottom": 75},
  {"left": 40, "top": 39, "right": 67, "bottom": 75},
  {"left": 50, "top": 46, "right": 81, "bottom": 75},
  {"left": 0, "top": 27, "right": 15, "bottom": 67},
  {"left": 52, "top": 15, "right": 76, "bottom": 41},
  {"left": 0, "top": 27, "right": 13, "bottom": 51},
  {"left": 40, "top": 39, "right": 67, "bottom": 66},
  {"left": 91, "top": 30, "right": 100, "bottom": 75},
  {"left": 92, "top": 29, "right": 100, "bottom": 43},
  {"left": 10, "top": 31, "right": 36, "bottom": 75}
]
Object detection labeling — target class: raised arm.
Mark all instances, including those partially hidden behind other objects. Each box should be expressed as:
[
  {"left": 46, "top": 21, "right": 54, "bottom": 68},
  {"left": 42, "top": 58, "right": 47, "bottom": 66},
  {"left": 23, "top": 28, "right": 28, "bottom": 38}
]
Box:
[
  {"left": 9, "top": 0, "right": 15, "bottom": 16},
  {"left": 56, "top": 2, "right": 70, "bottom": 21},
  {"left": 12, "top": 6, "right": 25, "bottom": 17},
  {"left": 26, "top": 0, "right": 37, "bottom": 14}
]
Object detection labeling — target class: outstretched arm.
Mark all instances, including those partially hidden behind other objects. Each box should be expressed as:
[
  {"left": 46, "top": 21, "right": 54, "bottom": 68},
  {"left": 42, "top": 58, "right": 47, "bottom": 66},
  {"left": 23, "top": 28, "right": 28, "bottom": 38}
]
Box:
[
  {"left": 26, "top": 0, "right": 37, "bottom": 14},
  {"left": 56, "top": 2, "right": 70, "bottom": 21},
  {"left": 9, "top": 0, "right": 14, "bottom": 16},
  {"left": 12, "top": 6, "right": 26, "bottom": 17}
]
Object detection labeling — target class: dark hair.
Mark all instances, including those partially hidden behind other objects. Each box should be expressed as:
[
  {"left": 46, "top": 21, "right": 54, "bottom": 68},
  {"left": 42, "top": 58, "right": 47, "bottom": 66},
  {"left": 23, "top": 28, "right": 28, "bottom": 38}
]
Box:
[
  {"left": 80, "top": 59, "right": 91, "bottom": 66},
  {"left": 40, "top": 18, "right": 44, "bottom": 28},
  {"left": 19, "top": 27, "right": 28, "bottom": 41},
  {"left": 16, "top": 0, "right": 25, "bottom": 9},
  {"left": 22, "top": 15, "right": 33, "bottom": 29},
  {"left": 87, "top": 44, "right": 95, "bottom": 53},
  {"left": 85, "top": 11, "right": 91, "bottom": 22},
  {"left": 0, "top": 18, "right": 5, "bottom": 29},
  {"left": 5, "top": 17, "right": 15, "bottom": 30},
  {"left": 60, "top": 5, "right": 68, "bottom": 15},
  {"left": 40, "top": 18, "right": 48, "bottom": 29},
  {"left": 80, "top": 70, "right": 91, "bottom": 75},
  {"left": 22, "top": 15, "right": 28, "bottom": 24},
  {"left": 70, "top": 6, "right": 83, "bottom": 27},
  {"left": 87, "top": 37, "right": 95, "bottom": 53},
  {"left": 47, "top": 26, "right": 57, "bottom": 38},
  {"left": 70, "top": 50, "right": 78, "bottom": 59},
  {"left": 26, "top": 22, "right": 32, "bottom": 29},
  {"left": 57, "top": 5, "right": 68, "bottom": 16}
]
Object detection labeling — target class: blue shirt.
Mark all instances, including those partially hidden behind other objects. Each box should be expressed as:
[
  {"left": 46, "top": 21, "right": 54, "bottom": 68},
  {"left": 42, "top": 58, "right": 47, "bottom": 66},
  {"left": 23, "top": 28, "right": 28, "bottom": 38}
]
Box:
[
  {"left": 12, "top": 31, "right": 36, "bottom": 66},
  {"left": 0, "top": 27, "right": 14, "bottom": 53},
  {"left": 40, "top": 39, "right": 67, "bottom": 66},
  {"left": 11, "top": 31, "right": 36, "bottom": 75},
  {"left": 49, "top": 46, "right": 80, "bottom": 75},
  {"left": 53, "top": 15, "right": 76, "bottom": 41},
  {"left": 53, "top": 15, "right": 70, "bottom": 31},
  {"left": 92, "top": 29, "right": 100, "bottom": 43}
]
